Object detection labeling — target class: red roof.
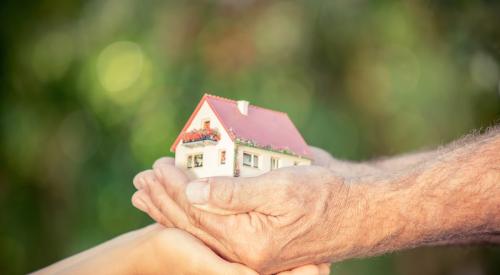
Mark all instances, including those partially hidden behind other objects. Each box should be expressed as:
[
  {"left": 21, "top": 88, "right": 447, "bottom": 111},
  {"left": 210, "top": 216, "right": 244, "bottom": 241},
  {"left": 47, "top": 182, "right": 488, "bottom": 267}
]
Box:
[{"left": 171, "top": 94, "right": 312, "bottom": 159}]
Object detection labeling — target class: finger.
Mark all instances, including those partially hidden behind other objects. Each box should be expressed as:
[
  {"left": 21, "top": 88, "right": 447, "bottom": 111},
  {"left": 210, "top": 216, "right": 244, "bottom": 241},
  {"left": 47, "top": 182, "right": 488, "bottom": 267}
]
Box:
[
  {"left": 318, "top": 263, "right": 330, "bottom": 275},
  {"left": 185, "top": 173, "right": 283, "bottom": 214},
  {"left": 211, "top": 262, "right": 259, "bottom": 275},
  {"left": 136, "top": 169, "right": 189, "bottom": 228},
  {"left": 143, "top": 171, "right": 191, "bottom": 230},
  {"left": 151, "top": 159, "right": 230, "bottom": 229},
  {"left": 284, "top": 264, "right": 320, "bottom": 275},
  {"left": 133, "top": 160, "right": 173, "bottom": 189},
  {"left": 133, "top": 170, "right": 152, "bottom": 190},
  {"left": 153, "top": 159, "right": 190, "bottom": 205},
  {"left": 132, "top": 190, "right": 174, "bottom": 227},
  {"left": 131, "top": 191, "right": 148, "bottom": 212},
  {"left": 153, "top": 157, "right": 175, "bottom": 166},
  {"left": 143, "top": 170, "right": 231, "bottom": 255}
]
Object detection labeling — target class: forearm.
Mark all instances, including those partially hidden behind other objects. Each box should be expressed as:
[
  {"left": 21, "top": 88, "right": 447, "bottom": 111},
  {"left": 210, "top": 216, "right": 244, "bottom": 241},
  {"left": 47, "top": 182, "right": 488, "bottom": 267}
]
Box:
[
  {"left": 326, "top": 129, "right": 500, "bottom": 261},
  {"left": 33, "top": 226, "right": 154, "bottom": 275},
  {"left": 322, "top": 149, "right": 438, "bottom": 179},
  {"left": 322, "top": 130, "right": 500, "bottom": 261}
]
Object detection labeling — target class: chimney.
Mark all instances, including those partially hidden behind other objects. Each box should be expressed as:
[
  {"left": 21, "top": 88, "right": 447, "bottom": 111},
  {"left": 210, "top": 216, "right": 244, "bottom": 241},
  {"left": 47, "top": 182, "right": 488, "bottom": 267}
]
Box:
[{"left": 237, "top": 100, "right": 249, "bottom": 115}]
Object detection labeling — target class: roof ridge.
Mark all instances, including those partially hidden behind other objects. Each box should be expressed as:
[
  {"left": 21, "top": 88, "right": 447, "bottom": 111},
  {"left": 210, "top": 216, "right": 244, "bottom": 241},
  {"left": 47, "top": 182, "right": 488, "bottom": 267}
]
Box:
[
  {"left": 204, "top": 93, "right": 235, "bottom": 103},
  {"left": 204, "top": 93, "right": 288, "bottom": 116}
]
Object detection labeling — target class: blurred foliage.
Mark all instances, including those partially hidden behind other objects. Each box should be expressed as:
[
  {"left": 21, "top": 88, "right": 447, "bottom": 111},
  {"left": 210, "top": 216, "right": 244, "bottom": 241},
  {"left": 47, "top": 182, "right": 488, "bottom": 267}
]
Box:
[{"left": 0, "top": 0, "right": 499, "bottom": 274}]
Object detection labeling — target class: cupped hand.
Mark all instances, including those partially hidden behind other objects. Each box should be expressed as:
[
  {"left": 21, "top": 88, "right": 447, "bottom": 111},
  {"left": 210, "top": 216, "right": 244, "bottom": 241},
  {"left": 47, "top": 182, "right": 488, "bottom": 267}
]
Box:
[
  {"left": 133, "top": 157, "right": 346, "bottom": 274},
  {"left": 135, "top": 224, "right": 257, "bottom": 275},
  {"left": 143, "top": 225, "right": 330, "bottom": 275}
]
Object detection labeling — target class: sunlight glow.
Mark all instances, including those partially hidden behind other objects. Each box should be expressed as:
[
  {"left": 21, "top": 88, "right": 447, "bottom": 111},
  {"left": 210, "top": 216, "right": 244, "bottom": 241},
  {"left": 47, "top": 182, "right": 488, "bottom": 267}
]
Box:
[{"left": 97, "top": 41, "right": 144, "bottom": 93}]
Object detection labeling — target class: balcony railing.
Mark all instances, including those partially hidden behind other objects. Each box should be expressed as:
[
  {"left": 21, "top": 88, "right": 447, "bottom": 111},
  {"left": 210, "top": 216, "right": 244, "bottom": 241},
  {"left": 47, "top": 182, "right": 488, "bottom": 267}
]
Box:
[{"left": 182, "top": 128, "right": 220, "bottom": 147}]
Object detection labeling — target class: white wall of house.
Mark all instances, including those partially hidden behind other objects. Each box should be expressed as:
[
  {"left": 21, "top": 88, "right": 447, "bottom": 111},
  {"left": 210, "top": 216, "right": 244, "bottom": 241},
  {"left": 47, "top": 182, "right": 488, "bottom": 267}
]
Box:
[
  {"left": 174, "top": 101, "right": 235, "bottom": 180},
  {"left": 174, "top": 101, "right": 312, "bottom": 180},
  {"left": 236, "top": 145, "right": 312, "bottom": 177}
]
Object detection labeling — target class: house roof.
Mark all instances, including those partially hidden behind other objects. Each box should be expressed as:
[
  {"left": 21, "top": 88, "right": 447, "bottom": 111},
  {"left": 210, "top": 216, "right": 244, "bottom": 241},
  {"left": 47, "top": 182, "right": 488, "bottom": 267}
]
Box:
[{"left": 170, "top": 94, "right": 312, "bottom": 159}]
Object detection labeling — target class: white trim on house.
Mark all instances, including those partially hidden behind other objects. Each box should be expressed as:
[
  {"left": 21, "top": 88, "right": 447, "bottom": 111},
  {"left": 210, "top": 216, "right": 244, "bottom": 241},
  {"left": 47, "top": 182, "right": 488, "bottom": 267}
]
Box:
[{"left": 174, "top": 100, "right": 311, "bottom": 180}]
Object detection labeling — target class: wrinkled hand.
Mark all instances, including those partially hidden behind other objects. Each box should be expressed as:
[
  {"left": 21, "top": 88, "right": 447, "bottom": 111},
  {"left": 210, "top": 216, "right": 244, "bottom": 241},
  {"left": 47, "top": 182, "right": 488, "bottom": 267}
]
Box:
[
  {"left": 133, "top": 163, "right": 332, "bottom": 275},
  {"left": 133, "top": 157, "right": 349, "bottom": 274}
]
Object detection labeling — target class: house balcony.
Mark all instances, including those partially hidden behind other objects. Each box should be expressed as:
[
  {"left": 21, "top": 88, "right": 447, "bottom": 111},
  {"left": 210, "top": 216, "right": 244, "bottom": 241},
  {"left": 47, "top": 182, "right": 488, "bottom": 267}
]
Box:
[
  {"left": 182, "top": 137, "right": 218, "bottom": 148},
  {"left": 182, "top": 128, "right": 220, "bottom": 148}
]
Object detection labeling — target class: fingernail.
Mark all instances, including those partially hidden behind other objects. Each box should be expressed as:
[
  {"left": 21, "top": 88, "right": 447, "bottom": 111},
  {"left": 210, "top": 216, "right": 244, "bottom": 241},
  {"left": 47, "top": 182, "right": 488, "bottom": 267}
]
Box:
[{"left": 186, "top": 178, "right": 210, "bottom": 204}]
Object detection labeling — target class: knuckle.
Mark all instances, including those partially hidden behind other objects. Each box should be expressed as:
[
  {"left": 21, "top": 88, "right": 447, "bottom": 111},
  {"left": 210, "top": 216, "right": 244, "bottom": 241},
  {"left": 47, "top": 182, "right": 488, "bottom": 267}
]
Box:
[
  {"left": 277, "top": 171, "right": 295, "bottom": 188},
  {"left": 211, "top": 179, "right": 235, "bottom": 205},
  {"left": 156, "top": 196, "right": 168, "bottom": 214},
  {"left": 187, "top": 206, "right": 204, "bottom": 228},
  {"left": 190, "top": 213, "right": 202, "bottom": 228},
  {"left": 153, "top": 193, "right": 171, "bottom": 214}
]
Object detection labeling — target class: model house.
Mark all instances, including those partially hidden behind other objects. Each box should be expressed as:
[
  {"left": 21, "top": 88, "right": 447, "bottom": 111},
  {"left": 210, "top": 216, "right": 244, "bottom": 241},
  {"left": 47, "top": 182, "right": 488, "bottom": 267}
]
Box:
[{"left": 171, "top": 94, "right": 312, "bottom": 179}]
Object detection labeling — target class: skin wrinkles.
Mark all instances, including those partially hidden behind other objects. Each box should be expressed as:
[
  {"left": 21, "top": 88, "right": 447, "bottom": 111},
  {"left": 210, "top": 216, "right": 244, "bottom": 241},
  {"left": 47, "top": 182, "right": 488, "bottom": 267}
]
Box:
[{"left": 132, "top": 126, "right": 500, "bottom": 274}]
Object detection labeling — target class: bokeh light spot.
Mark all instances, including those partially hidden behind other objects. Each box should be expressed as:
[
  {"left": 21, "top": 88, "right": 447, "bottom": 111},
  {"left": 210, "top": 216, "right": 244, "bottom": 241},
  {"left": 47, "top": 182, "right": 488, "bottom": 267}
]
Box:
[{"left": 97, "top": 41, "right": 144, "bottom": 93}]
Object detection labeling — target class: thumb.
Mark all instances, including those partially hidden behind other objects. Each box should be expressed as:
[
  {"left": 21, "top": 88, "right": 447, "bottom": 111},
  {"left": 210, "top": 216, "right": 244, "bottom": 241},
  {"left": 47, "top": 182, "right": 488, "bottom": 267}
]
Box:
[{"left": 185, "top": 176, "right": 270, "bottom": 215}]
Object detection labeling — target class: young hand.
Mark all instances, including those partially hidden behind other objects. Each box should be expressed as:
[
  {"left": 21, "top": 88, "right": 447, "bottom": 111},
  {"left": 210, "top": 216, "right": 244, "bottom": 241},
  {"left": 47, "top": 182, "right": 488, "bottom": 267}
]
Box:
[{"left": 34, "top": 223, "right": 330, "bottom": 275}]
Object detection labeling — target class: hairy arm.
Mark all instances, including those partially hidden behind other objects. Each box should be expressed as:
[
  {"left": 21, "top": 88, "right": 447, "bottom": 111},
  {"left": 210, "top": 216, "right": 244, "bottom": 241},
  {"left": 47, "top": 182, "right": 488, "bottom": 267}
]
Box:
[
  {"left": 311, "top": 146, "right": 438, "bottom": 179},
  {"left": 312, "top": 146, "right": 438, "bottom": 178},
  {"left": 329, "top": 128, "right": 500, "bottom": 261},
  {"left": 134, "top": 128, "right": 499, "bottom": 273}
]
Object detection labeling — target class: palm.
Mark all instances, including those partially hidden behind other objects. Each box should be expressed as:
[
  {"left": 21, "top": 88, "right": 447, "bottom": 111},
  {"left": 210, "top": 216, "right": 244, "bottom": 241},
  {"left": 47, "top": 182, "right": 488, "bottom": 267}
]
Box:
[{"left": 148, "top": 227, "right": 257, "bottom": 275}]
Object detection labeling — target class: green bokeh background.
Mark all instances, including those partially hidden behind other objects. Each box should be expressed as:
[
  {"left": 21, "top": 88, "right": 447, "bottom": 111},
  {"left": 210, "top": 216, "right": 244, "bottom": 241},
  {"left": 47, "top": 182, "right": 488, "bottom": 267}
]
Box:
[{"left": 1, "top": 0, "right": 499, "bottom": 274}]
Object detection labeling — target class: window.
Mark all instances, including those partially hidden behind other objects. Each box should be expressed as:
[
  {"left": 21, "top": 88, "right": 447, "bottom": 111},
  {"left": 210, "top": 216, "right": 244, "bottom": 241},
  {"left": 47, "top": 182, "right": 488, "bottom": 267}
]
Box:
[
  {"left": 194, "top": 154, "right": 203, "bottom": 167},
  {"left": 271, "top": 157, "right": 279, "bottom": 170},
  {"left": 203, "top": 120, "right": 210, "bottom": 129},
  {"left": 220, "top": 150, "right": 226, "bottom": 165},
  {"left": 243, "top": 152, "right": 259, "bottom": 168},
  {"left": 187, "top": 153, "right": 203, "bottom": 168},
  {"left": 243, "top": 153, "right": 252, "bottom": 167}
]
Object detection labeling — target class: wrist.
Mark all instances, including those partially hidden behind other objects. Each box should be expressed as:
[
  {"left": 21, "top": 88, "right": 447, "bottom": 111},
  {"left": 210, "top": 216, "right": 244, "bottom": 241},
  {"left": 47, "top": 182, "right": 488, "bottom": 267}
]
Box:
[
  {"left": 132, "top": 226, "right": 169, "bottom": 275},
  {"left": 339, "top": 162, "right": 498, "bottom": 259},
  {"left": 106, "top": 229, "right": 151, "bottom": 275},
  {"left": 102, "top": 225, "right": 160, "bottom": 275},
  {"left": 323, "top": 175, "right": 412, "bottom": 261},
  {"left": 127, "top": 236, "right": 151, "bottom": 274}
]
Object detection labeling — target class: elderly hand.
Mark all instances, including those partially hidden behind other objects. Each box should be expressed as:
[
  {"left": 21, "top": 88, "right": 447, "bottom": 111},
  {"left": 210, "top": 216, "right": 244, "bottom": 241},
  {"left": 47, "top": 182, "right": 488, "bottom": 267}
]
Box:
[
  {"left": 134, "top": 131, "right": 500, "bottom": 274},
  {"left": 133, "top": 157, "right": 349, "bottom": 274},
  {"left": 133, "top": 163, "right": 332, "bottom": 275}
]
